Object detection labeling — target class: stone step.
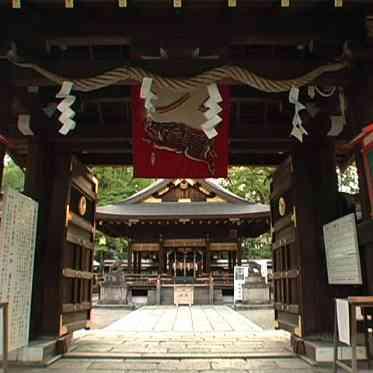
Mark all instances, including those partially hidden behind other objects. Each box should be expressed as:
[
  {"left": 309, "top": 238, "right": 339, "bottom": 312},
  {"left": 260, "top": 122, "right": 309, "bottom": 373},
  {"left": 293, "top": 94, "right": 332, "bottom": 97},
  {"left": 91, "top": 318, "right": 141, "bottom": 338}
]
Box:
[{"left": 63, "top": 350, "right": 296, "bottom": 360}]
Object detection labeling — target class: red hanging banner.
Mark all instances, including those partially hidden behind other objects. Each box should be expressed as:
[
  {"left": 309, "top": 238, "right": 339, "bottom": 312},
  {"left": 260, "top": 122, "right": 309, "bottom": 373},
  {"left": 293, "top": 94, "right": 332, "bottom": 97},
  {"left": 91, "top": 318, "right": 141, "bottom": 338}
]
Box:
[{"left": 132, "top": 85, "right": 231, "bottom": 178}]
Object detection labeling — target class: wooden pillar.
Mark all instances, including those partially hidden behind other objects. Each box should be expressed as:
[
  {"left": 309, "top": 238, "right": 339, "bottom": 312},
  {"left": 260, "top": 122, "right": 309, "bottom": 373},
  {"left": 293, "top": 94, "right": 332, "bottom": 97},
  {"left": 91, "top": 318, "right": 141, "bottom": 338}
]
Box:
[
  {"left": 159, "top": 235, "right": 164, "bottom": 274},
  {"left": 0, "top": 144, "right": 6, "bottom": 190},
  {"left": 193, "top": 250, "right": 196, "bottom": 279},
  {"left": 133, "top": 250, "right": 137, "bottom": 274},
  {"left": 183, "top": 249, "right": 186, "bottom": 277},
  {"left": 206, "top": 251, "right": 210, "bottom": 273},
  {"left": 0, "top": 78, "right": 12, "bottom": 192},
  {"left": 291, "top": 136, "right": 363, "bottom": 336},
  {"left": 206, "top": 236, "right": 210, "bottom": 273},
  {"left": 138, "top": 252, "right": 142, "bottom": 273},
  {"left": 346, "top": 76, "right": 373, "bottom": 295},
  {"left": 23, "top": 139, "right": 58, "bottom": 338},
  {"left": 128, "top": 240, "right": 133, "bottom": 273},
  {"left": 134, "top": 251, "right": 137, "bottom": 273},
  {"left": 34, "top": 151, "right": 72, "bottom": 336},
  {"left": 237, "top": 241, "right": 242, "bottom": 266}
]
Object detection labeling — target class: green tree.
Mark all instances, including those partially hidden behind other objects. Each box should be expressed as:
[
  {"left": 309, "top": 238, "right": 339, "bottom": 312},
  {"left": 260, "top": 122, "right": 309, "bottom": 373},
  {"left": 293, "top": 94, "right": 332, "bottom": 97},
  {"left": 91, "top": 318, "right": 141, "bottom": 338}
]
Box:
[
  {"left": 222, "top": 166, "right": 273, "bottom": 204},
  {"left": 2, "top": 157, "right": 25, "bottom": 192},
  {"left": 337, "top": 163, "right": 359, "bottom": 194},
  {"left": 242, "top": 235, "right": 272, "bottom": 259},
  {"left": 92, "top": 167, "right": 153, "bottom": 206},
  {"left": 92, "top": 167, "right": 153, "bottom": 262},
  {"left": 222, "top": 167, "right": 274, "bottom": 260}
]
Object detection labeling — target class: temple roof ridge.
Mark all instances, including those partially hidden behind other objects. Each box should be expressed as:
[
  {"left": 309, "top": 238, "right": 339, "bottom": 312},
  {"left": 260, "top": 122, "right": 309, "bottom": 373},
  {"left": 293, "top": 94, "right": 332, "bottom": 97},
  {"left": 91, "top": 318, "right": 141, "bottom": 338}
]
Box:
[{"left": 105, "top": 178, "right": 260, "bottom": 206}]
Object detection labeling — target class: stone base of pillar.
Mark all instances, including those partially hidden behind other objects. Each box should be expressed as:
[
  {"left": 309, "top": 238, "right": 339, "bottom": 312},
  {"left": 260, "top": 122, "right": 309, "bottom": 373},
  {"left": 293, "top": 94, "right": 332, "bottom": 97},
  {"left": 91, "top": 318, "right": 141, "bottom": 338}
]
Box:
[
  {"left": 6, "top": 338, "right": 61, "bottom": 365},
  {"left": 292, "top": 335, "right": 367, "bottom": 364}
]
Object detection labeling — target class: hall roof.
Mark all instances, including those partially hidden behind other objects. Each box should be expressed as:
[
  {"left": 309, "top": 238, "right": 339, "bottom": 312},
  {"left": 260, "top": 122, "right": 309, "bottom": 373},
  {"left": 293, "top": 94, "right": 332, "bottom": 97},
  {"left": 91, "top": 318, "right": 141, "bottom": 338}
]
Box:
[{"left": 96, "top": 179, "right": 269, "bottom": 221}]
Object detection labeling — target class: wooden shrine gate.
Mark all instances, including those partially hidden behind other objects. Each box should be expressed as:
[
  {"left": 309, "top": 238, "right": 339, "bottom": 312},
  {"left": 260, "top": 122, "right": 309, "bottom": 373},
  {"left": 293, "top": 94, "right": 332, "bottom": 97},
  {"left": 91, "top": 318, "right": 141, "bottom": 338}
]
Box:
[
  {"left": 270, "top": 144, "right": 364, "bottom": 340},
  {"left": 27, "top": 152, "right": 98, "bottom": 338},
  {"left": 61, "top": 158, "right": 97, "bottom": 335},
  {"left": 270, "top": 157, "right": 302, "bottom": 336}
]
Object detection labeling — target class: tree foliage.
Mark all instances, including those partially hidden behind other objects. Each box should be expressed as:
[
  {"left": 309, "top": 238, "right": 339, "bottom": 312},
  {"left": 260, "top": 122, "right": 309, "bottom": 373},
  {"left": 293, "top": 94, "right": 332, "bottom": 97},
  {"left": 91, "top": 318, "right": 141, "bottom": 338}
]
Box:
[
  {"left": 92, "top": 167, "right": 153, "bottom": 206},
  {"left": 337, "top": 163, "right": 359, "bottom": 194},
  {"left": 92, "top": 167, "right": 153, "bottom": 262},
  {"left": 224, "top": 167, "right": 274, "bottom": 259},
  {"left": 223, "top": 166, "right": 273, "bottom": 204},
  {"left": 2, "top": 157, "right": 24, "bottom": 192}
]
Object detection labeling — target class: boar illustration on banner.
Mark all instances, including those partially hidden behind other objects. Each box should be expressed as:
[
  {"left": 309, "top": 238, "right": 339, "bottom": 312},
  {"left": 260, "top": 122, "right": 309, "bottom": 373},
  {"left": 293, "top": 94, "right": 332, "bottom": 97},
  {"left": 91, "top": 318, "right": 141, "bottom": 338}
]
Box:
[{"left": 132, "top": 85, "right": 230, "bottom": 178}]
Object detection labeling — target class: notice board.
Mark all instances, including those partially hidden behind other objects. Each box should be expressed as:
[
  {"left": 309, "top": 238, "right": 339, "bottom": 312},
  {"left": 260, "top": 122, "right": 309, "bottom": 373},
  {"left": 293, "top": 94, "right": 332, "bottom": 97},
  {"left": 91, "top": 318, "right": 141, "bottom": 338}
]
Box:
[
  {"left": 323, "top": 213, "right": 362, "bottom": 285},
  {"left": 234, "top": 266, "right": 249, "bottom": 302},
  {"left": 0, "top": 189, "right": 38, "bottom": 352}
]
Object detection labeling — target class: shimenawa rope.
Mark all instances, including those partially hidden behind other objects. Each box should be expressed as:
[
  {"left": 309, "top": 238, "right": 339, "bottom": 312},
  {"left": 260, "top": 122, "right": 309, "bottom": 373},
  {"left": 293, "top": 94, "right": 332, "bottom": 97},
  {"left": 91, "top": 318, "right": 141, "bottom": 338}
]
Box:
[{"left": 7, "top": 56, "right": 349, "bottom": 93}]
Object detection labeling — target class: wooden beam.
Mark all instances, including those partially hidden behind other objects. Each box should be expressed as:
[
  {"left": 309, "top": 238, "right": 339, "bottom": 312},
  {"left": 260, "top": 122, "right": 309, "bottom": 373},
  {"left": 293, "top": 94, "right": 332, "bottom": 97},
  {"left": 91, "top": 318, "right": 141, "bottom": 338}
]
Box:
[
  {"left": 68, "top": 211, "right": 94, "bottom": 234},
  {"left": 66, "top": 230, "right": 94, "bottom": 250},
  {"left": 62, "top": 268, "right": 94, "bottom": 280},
  {"left": 77, "top": 153, "right": 287, "bottom": 166},
  {"left": 62, "top": 302, "right": 91, "bottom": 314},
  {"left": 8, "top": 118, "right": 294, "bottom": 142},
  {"left": 2, "top": 7, "right": 364, "bottom": 48}
]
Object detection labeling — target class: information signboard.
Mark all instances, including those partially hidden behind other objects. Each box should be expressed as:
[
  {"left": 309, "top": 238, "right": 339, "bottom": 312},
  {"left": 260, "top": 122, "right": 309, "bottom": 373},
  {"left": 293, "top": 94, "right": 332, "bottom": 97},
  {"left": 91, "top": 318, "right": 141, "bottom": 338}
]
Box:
[
  {"left": 234, "top": 266, "right": 249, "bottom": 303},
  {"left": 323, "top": 213, "right": 362, "bottom": 285},
  {"left": 0, "top": 189, "right": 38, "bottom": 352}
]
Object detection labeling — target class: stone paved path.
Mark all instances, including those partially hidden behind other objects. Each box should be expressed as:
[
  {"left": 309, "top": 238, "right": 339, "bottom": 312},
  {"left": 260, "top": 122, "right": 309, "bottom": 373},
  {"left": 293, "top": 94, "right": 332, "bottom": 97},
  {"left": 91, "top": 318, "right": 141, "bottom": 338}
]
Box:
[
  {"left": 104, "top": 306, "right": 262, "bottom": 333},
  {"left": 71, "top": 306, "right": 290, "bottom": 357},
  {"left": 8, "top": 357, "right": 356, "bottom": 372}
]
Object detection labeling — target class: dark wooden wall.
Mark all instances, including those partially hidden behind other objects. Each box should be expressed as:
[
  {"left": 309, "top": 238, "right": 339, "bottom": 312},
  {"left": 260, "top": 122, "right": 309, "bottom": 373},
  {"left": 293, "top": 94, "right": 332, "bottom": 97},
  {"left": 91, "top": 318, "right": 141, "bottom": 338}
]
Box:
[{"left": 25, "top": 146, "right": 96, "bottom": 338}]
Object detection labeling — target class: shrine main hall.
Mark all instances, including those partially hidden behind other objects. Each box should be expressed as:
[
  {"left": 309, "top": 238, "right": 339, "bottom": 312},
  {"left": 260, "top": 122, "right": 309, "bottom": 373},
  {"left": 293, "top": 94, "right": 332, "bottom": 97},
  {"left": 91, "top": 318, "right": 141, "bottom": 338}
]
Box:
[{"left": 96, "top": 178, "right": 269, "bottom": 302}]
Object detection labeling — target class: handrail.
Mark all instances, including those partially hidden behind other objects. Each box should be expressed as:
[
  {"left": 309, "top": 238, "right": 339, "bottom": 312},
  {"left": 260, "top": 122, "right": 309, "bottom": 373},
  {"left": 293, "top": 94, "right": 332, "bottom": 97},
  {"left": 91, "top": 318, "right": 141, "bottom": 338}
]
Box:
[{"left": 0, "top": 302, "right": 8, "bottom": 373}]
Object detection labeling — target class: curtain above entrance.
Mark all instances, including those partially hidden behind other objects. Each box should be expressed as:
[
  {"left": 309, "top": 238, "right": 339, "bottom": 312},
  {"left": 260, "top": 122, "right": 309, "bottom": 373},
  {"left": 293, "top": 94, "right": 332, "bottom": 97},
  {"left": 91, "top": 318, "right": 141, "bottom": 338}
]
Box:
[{"left": 132, "top": 84, "right": 231, "bottom": 178}]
